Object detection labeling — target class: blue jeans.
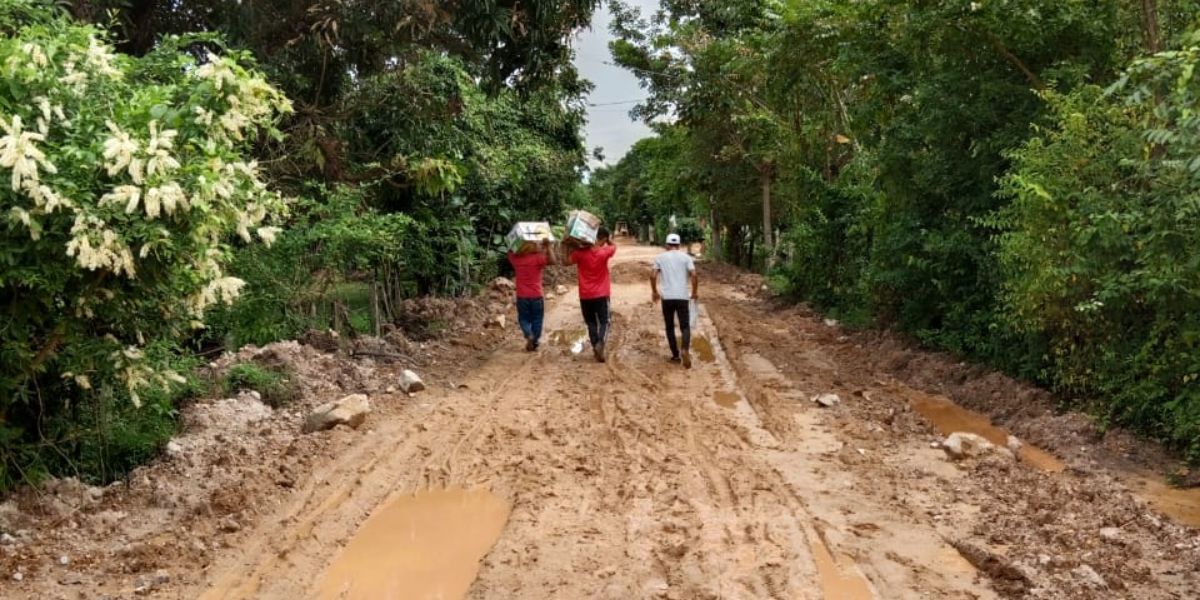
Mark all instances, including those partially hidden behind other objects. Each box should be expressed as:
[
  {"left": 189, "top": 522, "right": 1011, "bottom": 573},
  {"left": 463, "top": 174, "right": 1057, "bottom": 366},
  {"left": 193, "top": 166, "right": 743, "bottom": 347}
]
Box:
[{"left": 516, "top": 297, "right": 545, "bottom": 342}]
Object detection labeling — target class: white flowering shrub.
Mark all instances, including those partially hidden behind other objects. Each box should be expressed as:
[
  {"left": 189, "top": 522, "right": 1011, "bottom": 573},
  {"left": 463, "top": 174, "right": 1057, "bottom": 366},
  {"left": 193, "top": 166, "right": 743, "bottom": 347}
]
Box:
[{"left": 0, "top": 3, "right": 291, "bottom": 410}]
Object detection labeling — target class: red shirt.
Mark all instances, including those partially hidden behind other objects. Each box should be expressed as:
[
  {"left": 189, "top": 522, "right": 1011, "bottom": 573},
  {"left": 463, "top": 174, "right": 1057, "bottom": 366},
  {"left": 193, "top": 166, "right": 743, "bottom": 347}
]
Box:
[
  {"left": 508, "top": 251, "right": 549, "bottom": 299},
  {"left": 569, "top": 244, "right": 617, "bottom": 300}
]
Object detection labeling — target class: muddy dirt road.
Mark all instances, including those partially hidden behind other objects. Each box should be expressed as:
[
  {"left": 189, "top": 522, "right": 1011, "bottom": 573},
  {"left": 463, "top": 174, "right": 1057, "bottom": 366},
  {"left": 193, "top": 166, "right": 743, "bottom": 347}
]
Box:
[{"left": 5, "top": 241, "right": 1199, "bottom": 599}]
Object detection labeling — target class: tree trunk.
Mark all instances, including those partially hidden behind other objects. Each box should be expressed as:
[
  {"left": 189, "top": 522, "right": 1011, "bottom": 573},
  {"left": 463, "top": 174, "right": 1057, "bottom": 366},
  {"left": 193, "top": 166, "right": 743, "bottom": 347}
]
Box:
[
  {"left": 709, "top": 200, "right": 723, "bottom": 262},
  {"left": 1143, "top": 0, "right": 1166, "bottom": 159},
  {"left": 1142, "top": 0, "right": 1161, "bottom": 54},
  {"left": 370, "top": 281, "right": 382, "bottom": 337},
  {"left": 747, "top": 232, "right": 756, "bottom": 271},
  {"left": 761, "top": 168, "right": 774, "bottom": 268}
]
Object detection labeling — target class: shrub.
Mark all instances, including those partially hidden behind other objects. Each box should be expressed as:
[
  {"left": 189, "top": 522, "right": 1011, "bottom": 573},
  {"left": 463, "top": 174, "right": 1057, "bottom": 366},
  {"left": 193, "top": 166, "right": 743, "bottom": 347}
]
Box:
[
  {"left": 224, "top": 362, "right": 297, "bottom": 408},
  {"left": 0, "top": 1, "right": 290, "bottom": 488},
  {"left": 672, "top": 217, "right": 705, "bottom": 245},
  {"left": 994, "top": 35, "right": 1200, "bottom": 458}
]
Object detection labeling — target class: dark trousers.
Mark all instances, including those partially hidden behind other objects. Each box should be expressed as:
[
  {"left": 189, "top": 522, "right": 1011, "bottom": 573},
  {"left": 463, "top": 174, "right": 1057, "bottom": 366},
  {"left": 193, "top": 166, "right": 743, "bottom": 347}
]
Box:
[
  {"left": 516, "top": 297, "right": 544, "bottom": 342},
  {"left": 662, "top": 299, "right": 691, "bottom": 358},
  {"left": 580, "top": 297, "right": 610, "bottom": 346}
]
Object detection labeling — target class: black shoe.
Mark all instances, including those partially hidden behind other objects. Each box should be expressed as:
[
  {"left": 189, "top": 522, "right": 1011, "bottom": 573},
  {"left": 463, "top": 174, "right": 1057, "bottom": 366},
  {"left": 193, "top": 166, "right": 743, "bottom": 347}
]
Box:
[
  {"left": 525, "top": 338, "right": 536, "bottom": 352},
  {"left": 594, "top": 341, "right": 606, "bottom": 363},
  {"left": 669, "top": 356, "right": 681, "bottom": 364}
]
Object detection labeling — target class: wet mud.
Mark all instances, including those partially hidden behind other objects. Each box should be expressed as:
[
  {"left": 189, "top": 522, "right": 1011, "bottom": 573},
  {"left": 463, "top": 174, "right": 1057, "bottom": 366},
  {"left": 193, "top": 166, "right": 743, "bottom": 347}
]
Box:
[{"left": 316, "top": 488, "right": 510, "bottom": 599}]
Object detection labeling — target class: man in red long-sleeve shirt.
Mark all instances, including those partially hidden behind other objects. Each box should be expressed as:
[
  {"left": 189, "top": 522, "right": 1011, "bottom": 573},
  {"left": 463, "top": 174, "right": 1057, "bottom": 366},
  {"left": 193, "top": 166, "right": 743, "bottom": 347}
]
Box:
[{"left": 569, "top": 227, "right": 616, "bottom": 363}]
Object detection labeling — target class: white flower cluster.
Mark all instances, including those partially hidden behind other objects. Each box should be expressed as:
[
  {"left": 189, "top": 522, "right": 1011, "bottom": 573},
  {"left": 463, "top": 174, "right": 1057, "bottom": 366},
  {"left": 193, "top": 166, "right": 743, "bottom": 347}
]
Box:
[
  {"left": 99, "top": 121, "right": 189, "bottom": 222},
  {"left": 22, "top": 42, "right": 48, "bottom": 67},
  {"left": 102, "top": 120, "right": 182, "bottom": 184},
  {"left": 83, "top": 35, "right": 122, "bottom": 80},
  {"left": 0, "top": 115, "right": 56, "bottom": 192},
  {"left": 0, "top": 113, "right": 70, "bottom": 239},
  {"left": 65, "top": 214, "right": 137, "bottom": 277},
  {"left": 193, "top": 53, "right": 293, "bottom": 141},
  {"left": 103, "top": 341, "right": 185, "bottom": 407}
]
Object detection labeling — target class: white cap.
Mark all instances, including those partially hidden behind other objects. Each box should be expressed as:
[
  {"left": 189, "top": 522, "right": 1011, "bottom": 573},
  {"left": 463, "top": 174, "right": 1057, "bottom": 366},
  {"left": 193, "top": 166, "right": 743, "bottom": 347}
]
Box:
[{"left": 665, "top": 233, "right": 681, "bottom": 245}]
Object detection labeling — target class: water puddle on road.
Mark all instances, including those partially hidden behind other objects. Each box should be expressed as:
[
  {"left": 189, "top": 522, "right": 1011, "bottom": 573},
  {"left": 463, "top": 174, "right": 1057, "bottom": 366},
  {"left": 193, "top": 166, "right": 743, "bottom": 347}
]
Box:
[
  {"left": 1134, "top": 476, "right": 1200, "bottom": 528},
  {"left": 692, "top": 335, "right": 716, "bottom": 363},
  {"left": 315, "top": 488, "right": 510, "bottom": 600},
  {"left": 902, "top": 387, "right": 1200, "bottom": 528},
  {"left": 904, "top": 389, "right": 1065, "bottom": 473},
  {"left": 808, "top": 530, "right": 874, "bottom": 600},
  {"left": 713, "top": 391, "right": 740, "bottom": 409}
]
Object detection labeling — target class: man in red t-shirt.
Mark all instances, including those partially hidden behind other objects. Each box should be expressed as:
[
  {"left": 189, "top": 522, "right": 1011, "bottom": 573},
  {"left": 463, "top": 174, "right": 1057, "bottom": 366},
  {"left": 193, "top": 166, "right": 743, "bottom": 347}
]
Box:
[
  {"left": 568, "top": 227, "right": 617, "bottom": 362},
  {"left": 508, "top": 241, "right": 552, "bottom": 351}
]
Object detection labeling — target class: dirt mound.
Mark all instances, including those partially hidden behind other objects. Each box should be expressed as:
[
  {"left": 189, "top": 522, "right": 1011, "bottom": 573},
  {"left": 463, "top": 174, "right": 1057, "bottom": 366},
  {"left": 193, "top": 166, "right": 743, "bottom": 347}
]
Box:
[
  {"left": 963, "top": 455, "right": 1200, "bottom": 598},
  {"left": 699, "top": 260, "right": 769, "bottom": 298},
  {"left": 610, "top": 260, "right": 651, "bottom": 282}
]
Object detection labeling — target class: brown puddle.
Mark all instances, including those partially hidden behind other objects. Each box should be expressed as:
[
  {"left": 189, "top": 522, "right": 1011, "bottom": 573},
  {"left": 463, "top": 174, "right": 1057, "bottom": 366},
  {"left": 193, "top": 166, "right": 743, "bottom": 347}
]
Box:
[
  {"left": 903, "top": 388, "right": 1065, "bottom": 472},
  {"left": 901, "top": 387, "right": 1200, "bottom": 528},
  {"left": 713, "top": 391, "right": 740, "bottom": 409},
  {"left": 547, "top": 329, "right": 588, "bottom": 354},
  {"left": 692, "top": 335, "right": 716, "bottom": 363},
  {"left": 808, "top": 529, "right": 874, "bottom": 600},
  {"left": 315, "top": 488, "right": 510, "bottom": 600},
  {"left": 1135, "top": 476, "right": 1200, "bottom": 528}
]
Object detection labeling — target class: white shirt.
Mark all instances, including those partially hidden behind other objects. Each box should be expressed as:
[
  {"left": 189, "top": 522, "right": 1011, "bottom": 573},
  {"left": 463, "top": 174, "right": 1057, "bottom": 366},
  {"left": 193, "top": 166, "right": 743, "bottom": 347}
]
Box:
[{"left": 653, "top": 250, "right": 695, "bottom": 301}]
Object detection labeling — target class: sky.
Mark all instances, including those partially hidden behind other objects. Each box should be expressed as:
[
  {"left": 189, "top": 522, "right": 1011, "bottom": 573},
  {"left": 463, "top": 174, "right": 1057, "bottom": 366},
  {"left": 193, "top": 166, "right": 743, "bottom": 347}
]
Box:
[{"left": 573, "top": 0, "right": 659, "bottom": 169}]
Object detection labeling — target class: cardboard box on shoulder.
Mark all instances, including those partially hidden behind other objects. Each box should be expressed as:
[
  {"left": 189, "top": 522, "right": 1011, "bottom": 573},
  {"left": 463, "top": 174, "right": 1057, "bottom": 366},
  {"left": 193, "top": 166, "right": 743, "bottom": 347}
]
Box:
[
  {"left": 565, "top": 210, "right": 602, "bottom": 245},
  {"left": 506, "top": 222, "right": 555, "bottom": 255}
]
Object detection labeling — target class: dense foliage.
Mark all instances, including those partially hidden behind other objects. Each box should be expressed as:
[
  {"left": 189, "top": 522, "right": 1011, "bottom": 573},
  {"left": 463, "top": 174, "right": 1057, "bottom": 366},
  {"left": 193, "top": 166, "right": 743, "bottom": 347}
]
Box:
[
  {"left": 599, "top": 0, "right": 1200, "bottom": 458},
  {"left": 0, "top": 1, "right": 290, "bottom": 487}
]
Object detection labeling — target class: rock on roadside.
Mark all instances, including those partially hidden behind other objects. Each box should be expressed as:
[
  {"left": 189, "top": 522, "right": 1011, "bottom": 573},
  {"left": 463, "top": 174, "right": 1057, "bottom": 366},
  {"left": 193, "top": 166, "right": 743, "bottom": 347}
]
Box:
[
  {"left": 303, "top": 394, "right": 371, "bottom": 433},
  {"left": 555, "top": 284, "right": 569, "bottom": 296},
  {"left": 401, "top": 370, "right": 425, "bottom": 394},
  {"left": 941, "top": 432, "right": 995, "bottom": 460},
  {"left": 1072, "top": 564, "right": 1107, "bottom": 589},
  {"left": 813, "top": 393, "right": 841, "bottom": 408},
  {"left": 490, "top": 277, "right": 516, "bottom": 292}
]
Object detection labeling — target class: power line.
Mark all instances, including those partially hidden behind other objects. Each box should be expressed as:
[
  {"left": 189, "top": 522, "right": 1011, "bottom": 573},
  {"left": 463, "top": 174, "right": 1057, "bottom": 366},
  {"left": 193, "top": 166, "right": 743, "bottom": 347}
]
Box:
[
  {"left": 601, "top": 60, "right": 775, "bottom": 117},
  {"left": 587, "top": 98, "right": 649, "bottom": 107}
]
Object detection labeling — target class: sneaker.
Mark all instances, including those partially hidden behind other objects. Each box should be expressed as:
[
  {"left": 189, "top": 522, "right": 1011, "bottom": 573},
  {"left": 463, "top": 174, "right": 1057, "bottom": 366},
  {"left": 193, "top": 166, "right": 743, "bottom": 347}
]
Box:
[
  {"left": 682, "top": 351, "right": 692, "bottom": 369},
  {"left": 594, "top": 341, "right": 607, "bottom": 363},
  {"left": 669, "top": 356, "right": 682, "bottom": 364},
  {"left": 525, "top": 338, "right": 536, "bottom": 352}
]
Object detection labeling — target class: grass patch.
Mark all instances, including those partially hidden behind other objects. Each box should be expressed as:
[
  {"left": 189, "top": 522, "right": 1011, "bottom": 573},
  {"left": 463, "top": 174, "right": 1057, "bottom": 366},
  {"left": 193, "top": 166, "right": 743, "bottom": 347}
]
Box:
[{"left": 224, "top": 362, "right": 299, "bottom": 408}]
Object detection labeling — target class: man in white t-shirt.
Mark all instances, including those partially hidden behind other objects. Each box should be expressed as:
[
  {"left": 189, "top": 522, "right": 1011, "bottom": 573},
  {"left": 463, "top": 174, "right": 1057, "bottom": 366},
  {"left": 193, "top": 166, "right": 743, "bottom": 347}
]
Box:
[{"left": 651, "top": 233, "right": 699, "bottom": 368}]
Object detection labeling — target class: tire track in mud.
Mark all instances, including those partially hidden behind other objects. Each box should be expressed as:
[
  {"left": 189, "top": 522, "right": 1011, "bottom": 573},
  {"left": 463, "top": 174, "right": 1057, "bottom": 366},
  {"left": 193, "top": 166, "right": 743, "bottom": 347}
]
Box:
[
  {"left": 702, "top": 288, "right": 995, "bottom": 600},
  {"left": 607, "top": 364, "right": 795, "bottom": 594}
]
